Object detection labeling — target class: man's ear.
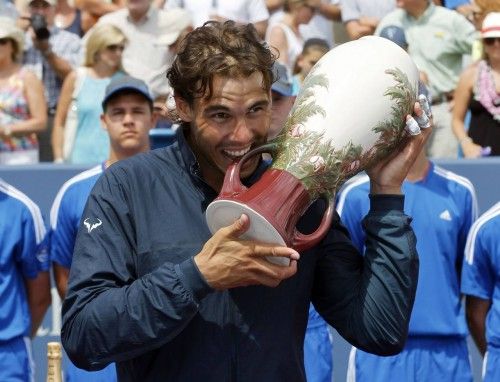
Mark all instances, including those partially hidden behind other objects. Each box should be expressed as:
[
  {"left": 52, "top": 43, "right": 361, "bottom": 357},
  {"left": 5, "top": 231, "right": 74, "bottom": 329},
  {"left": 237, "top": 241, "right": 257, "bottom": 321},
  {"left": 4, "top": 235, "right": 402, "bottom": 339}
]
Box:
[
  {"left": 100, "top": 114, "right": 108, "bottom": 131},
  {"left": 174, "top": 96, "right": 193, "bottom": 122}
]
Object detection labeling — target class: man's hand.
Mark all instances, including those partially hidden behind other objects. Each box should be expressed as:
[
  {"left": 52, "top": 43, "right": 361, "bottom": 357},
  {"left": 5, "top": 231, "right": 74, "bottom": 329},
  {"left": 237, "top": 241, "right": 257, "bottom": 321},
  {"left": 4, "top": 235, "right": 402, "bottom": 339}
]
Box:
[
  {"left": 195, "top": 214, "right": 299, "bottom": 290},
  {"left": 30, "top": 29, "right": 51, "bottom": 54},
  {"left": 367, "top": 96, "right": 433, "bottom": 194}
]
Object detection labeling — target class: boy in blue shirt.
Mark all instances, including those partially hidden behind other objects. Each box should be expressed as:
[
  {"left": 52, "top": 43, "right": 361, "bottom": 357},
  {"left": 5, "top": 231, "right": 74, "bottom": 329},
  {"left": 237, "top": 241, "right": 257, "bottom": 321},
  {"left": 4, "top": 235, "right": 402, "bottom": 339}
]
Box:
[
  {"left": 50, "top": 75, "right": 156, "bottom": 381},
  {"left": 338, "top": 146, "right": 477, "bottom": 382},
  {"left": 0, "top": 178, "right": 50, "bottom": 381},
  {"left": 461, "top": 202, "right": 500, "bottom": 382}
]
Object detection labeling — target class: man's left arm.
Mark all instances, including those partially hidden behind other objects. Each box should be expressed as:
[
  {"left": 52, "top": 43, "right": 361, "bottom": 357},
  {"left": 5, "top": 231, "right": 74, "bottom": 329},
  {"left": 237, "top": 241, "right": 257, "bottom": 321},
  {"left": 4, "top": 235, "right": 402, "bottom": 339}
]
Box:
[
  {"left": 313, "top": 196, "right": 417, "bottom": 355},
  {"left": 313, "top": 102, "right": 432, "bottom": 355}
]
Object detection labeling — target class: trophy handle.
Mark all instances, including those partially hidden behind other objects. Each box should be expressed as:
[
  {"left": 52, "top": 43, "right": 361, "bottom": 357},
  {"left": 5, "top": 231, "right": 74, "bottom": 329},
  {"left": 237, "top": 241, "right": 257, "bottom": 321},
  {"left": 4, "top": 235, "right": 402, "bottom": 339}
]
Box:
[
  {"left": 219, "top": 143, "right": 277, "bottom": 198},
  {"left": 292, "top": 195, "right": 335, "bottom": 252}
]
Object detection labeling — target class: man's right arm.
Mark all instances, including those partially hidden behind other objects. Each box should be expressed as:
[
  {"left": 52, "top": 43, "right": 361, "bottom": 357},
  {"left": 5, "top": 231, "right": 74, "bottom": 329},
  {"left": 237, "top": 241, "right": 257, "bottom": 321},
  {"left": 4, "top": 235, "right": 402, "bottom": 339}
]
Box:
[
  {"left": 62, "top": 171, "right": 298, "bottom": 370},
  {"left": 61, "top": 172, "right": 214, "bottom": 370}
]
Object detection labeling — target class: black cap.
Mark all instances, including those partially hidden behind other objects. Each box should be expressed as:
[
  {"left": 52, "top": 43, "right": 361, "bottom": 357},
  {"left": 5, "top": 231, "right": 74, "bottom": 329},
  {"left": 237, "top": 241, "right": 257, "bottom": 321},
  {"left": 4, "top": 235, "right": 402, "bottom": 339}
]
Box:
[{"left": 102, "top": 75, "right": 153, "bottom": 110}]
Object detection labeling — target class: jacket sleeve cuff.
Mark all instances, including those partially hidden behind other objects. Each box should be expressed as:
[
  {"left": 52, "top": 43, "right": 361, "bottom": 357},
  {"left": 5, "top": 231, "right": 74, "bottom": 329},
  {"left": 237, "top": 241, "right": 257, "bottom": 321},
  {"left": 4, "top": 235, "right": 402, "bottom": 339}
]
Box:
[
  {"left": 175, "top": 257, "right": 213, "bottom": 302},
  {"left": 368, "top": 194, "right": 405, "bottom": 213}
]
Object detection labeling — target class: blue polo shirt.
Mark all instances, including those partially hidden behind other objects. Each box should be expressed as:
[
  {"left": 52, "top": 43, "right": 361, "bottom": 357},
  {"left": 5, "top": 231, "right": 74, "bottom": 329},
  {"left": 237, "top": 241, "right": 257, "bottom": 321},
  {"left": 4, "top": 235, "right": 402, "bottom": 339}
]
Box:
[
  {"left": 0, "top": 178, "right": 48, "bottom": 341},
  {"left": 337, "top": 162, "right": 477, "bottom": 337},
  {"left": 50, "top": 165, "right": 103, "bottom": 268},
  {"left": 461, "top": 202, "right": 500, "bottom": 349}
]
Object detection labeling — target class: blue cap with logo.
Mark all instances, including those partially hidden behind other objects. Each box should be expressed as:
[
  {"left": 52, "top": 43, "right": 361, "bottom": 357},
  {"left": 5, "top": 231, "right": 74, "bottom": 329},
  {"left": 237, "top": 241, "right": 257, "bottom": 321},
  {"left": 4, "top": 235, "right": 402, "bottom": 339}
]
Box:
[
  {"left": 102, "top": 75, "right": 153, "bottom": 110},
  {"left": 379, "top": 25, "right": 408, "bottom": 50}
]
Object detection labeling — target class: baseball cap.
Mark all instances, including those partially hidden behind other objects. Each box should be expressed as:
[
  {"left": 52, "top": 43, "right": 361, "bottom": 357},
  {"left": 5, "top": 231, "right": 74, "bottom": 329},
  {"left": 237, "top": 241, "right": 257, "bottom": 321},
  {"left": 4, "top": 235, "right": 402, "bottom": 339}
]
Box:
[
  {"left": 271, "top": 62, "right": 294, "bottom": 97},
  {"left": 379, "top": 25, "right": 408, "bottom": 50},
  {"left": 102, "top": 75, "right": 153, "bottom": 110},
  {"left": 156, "top": 8, "right": 192, "bottom": 46},
  {"left": 0, "top": 17, "right": 24, "bottom": 59},
  {"left": 481, "top": 12, "right": 500, "bottom": 38}
]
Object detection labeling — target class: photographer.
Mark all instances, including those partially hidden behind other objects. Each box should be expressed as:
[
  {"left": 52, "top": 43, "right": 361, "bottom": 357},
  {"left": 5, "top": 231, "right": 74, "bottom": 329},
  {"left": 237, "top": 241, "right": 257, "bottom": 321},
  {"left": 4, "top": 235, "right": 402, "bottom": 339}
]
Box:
[{"left": 21, "top": 0, "right": 82, "bottom": 161}]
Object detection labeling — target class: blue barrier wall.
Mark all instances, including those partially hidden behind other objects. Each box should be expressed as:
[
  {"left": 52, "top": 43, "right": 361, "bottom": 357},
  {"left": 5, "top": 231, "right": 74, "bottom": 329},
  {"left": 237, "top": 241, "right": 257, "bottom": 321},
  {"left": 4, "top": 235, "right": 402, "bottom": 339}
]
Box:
[{"left": 1, "top": 158, "right": 499, "bottom": 381}]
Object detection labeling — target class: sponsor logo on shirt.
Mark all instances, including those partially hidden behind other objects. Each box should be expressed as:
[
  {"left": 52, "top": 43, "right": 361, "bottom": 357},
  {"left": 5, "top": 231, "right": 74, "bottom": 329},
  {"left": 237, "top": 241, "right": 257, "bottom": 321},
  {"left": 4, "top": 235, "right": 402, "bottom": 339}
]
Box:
[
  {"left": 84, "top": 218, "right": 102, "bottom": 233},
  {"left": 439, "top": 209, "right": 452, "bottom": 221}
]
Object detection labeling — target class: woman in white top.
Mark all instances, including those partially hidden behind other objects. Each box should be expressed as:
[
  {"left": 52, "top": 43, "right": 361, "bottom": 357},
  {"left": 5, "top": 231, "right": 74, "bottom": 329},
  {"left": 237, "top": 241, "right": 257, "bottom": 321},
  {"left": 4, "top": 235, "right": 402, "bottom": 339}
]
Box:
[{"left": 266, "top": 0, "right": 316, "bottom": 73}]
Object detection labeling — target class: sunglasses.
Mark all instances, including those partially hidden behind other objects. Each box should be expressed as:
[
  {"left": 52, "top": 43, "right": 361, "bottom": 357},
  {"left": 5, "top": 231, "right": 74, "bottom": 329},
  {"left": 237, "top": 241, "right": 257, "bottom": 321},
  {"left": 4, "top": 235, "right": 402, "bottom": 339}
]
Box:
[
  {"left": 106, "top": 44, "right": 125, "bottom": 52},
  {"left": 0, "top": 38, "right": 11, "bottom": 45},
  {"left": 484, "top": 37, "right": 500, "bottom": 46}
]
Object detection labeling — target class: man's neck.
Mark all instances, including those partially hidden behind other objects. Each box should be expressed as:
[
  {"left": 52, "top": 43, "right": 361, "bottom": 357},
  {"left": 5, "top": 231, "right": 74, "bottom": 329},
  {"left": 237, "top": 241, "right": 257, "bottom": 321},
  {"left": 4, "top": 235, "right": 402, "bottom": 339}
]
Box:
[
  {"left": 128, "top": 7, "right": 150, "bottom": 23},
  {"left": 106, "top": 147, "right": 150, "bottom": 168},
  {"left": 406, "top": 150, "right": 430, "bottom": 182}
]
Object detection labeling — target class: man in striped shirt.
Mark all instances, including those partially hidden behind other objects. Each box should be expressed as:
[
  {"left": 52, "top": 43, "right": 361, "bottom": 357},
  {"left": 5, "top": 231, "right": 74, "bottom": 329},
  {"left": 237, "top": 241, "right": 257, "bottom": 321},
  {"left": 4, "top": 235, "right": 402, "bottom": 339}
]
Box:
[
  {"left": 461, "top": 201, "right": 500, "bottom": 382},
  {"left": 337, "top": 146, "right": 478, "bottom": 382}
]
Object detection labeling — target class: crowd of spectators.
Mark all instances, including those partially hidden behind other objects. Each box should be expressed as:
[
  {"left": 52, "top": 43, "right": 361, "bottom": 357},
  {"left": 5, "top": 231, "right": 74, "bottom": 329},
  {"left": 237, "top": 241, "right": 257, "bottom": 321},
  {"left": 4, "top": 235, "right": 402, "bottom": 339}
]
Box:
[{"left": 1, "top": 0, "right": 499, "bottom": 163}]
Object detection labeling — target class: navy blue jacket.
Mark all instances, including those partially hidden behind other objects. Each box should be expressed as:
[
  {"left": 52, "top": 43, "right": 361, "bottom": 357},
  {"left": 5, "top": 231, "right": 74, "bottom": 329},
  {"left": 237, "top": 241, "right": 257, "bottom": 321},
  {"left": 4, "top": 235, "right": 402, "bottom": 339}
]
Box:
[{"left": 61, "top": 129, "right": 419, "bottom": 381}]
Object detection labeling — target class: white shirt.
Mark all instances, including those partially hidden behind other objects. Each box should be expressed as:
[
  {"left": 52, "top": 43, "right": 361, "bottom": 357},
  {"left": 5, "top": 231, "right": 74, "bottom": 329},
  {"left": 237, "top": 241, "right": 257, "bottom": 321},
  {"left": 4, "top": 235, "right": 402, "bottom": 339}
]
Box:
[
  {"left": 97, "top": 7, "right": 184, "bottom": 98},
  {"left": 166, "top": 0, "right": 269, "bottom": 28}
]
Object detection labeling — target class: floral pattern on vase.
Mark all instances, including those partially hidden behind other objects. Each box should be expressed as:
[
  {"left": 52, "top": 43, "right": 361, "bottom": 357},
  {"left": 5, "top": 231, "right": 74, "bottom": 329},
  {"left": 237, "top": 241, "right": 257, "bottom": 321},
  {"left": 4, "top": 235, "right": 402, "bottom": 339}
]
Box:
[{"left": 271, "top": 64, "right": 416, "bottom": 200}]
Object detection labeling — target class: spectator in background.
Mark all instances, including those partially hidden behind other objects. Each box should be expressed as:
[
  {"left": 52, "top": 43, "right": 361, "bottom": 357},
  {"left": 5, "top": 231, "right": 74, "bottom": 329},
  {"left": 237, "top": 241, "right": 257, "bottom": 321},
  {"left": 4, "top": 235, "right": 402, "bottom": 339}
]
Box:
[
  {"left": 95, "top": 0, "right": 192, "bottom": 100},
  {"left": 52, "top": 23, "right": 126, "bottom": 164},
  {"left": 461, "top": 201, "right": 500, "bottom": 382},
  {"left": 0, "top": 17, "right": 47, "bottom": 165},
  {"left": 54, "top": 0, "right": 83, "bottom": 36},
  {"left": 50, "top": 75, "right": 155, "bottom": 382},
  {"left": 293, "top": 37, "right": 329, "bottom": 85},
  {"left": 75, "top": 0, "right": 125, "bottom": 34},
  {"left": 376, "top": 0, "right": 477, "bottom": 159},
  {"left": 266, "top": 0, "right": 315, "bottom": 74},
  {"left": 299, "top": 0, "right": 341, "bottom": 48},
  {"left": 0, "top": 177, "right": 51, "bottom": 381},
  {"left": 434, "top": 0, "right": 475, "bottom": 17},
  {"left": 20, "top": 0, "right": 82, "bottom": 162},
  {"left": 165, "top": 0, "right": 270, "bottom": 39},
  {"left": 340, "top": 0, "right": 396, "bottom": 40},
  {"left": 339, "top": 137, "right": 478, "bottom": 382},
  {"left": 452, "top": 12, "right": 500, "bottom": 158}
]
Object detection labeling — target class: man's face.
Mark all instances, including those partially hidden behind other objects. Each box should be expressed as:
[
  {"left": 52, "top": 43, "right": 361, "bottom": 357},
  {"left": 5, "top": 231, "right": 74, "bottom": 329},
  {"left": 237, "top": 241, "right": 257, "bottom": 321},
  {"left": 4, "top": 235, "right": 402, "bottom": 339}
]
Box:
[
  {"left": 297, "top": 49, "right": 326, "bottom": 78},
  {"left": 101, "top": 93, "right": 155, "bottom": 157},
  {"left": 28, "top": 0, "right": 55, "bottom": 26},
  {"left": 176, "top": 73, "right": 271, "bottom": 190},
  {"left": 269, "top": 91, "right": 295, "bottom": 140}
]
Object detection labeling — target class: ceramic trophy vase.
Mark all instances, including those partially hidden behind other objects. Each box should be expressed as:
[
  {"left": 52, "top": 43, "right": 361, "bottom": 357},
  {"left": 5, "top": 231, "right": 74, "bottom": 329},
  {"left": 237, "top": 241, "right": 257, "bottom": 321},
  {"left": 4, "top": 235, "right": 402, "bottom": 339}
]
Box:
[{"left": 205, "top": 36, "right": 419, "bottom": 266}]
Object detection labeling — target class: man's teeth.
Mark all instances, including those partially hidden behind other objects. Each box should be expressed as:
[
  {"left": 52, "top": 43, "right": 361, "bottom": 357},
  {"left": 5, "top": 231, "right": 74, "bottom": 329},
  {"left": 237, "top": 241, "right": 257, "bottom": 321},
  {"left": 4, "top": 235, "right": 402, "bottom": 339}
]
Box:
[{"left": 223, "top": 147, "right": 251, "bottom": 157}]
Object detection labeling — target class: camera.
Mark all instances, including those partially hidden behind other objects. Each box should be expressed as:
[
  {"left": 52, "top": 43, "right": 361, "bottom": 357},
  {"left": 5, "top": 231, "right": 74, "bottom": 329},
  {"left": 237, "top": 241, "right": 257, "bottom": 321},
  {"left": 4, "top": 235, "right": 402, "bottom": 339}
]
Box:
[{"left": 31, "top": 14, "right": 50, "bottom": 40}]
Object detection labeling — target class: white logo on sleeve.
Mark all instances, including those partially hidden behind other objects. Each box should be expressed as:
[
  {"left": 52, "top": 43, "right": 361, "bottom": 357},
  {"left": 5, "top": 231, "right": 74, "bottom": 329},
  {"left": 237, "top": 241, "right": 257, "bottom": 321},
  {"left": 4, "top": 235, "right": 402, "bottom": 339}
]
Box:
[
  {"left": 84, "top": 218, "right": 102, "bottom": 233},
  {"left": 439, "top": 210, "right": 452, "bottom": 221}
]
